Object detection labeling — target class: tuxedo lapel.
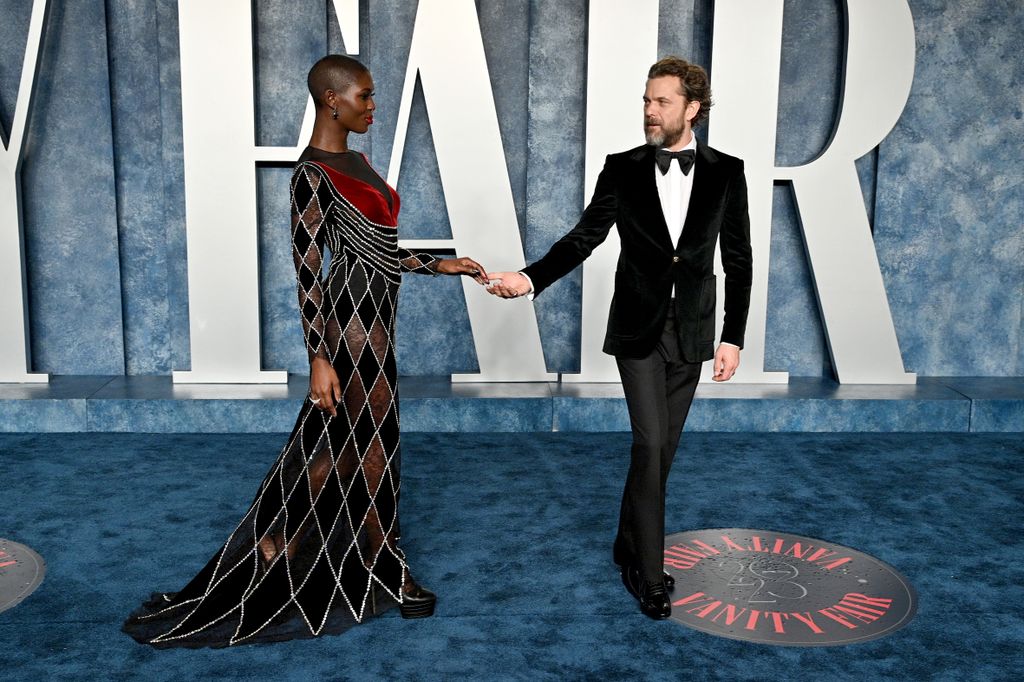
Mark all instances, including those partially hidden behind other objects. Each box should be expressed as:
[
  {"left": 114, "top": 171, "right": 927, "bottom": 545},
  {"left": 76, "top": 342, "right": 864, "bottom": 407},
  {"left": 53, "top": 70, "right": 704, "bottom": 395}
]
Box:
[
  {"left": 676, "top": 140, "right": 721, "bottom": 251},
  {"left": 627, "top": 146, "right": 674, "bottom": 252}
]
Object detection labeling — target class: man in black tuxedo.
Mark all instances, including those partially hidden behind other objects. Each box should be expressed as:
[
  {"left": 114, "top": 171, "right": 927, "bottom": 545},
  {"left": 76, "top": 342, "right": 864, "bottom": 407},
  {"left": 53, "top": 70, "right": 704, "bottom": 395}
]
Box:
[{"left": 488, "top": 56, "right": 751, "bottom": 620}]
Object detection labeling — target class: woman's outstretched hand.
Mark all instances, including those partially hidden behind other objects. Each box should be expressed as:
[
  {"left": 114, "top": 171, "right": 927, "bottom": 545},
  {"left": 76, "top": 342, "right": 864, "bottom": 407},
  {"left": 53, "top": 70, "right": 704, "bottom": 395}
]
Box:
[
  {"left": 436, "top": 257, "right": 489, "bottom": 285},
  {"left": 309, "top": 356, "right": 342, "bottom": 417}
]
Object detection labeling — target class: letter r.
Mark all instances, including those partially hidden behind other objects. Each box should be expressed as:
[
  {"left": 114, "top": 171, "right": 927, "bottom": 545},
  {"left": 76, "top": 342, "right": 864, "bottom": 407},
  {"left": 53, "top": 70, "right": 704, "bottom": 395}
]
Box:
[{"left": 710, "top": 0, "right": 917, "bottom": 383}]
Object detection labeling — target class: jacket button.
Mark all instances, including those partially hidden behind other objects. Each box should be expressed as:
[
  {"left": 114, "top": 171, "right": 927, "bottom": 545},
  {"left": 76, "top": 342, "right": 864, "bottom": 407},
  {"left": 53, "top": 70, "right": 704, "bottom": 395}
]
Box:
[{"left": 672, "top": 256, "right": 680, "bottom": 263}]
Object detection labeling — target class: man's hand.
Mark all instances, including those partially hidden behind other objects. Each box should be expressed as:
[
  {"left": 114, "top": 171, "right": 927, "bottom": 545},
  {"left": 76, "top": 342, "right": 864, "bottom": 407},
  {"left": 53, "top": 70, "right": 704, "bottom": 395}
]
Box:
[
  {"left": 712, "top": 344, "right": 740, "bottom": 382},
  {"left": 486, "top": 272, "right": 532, "bottom": 299},
  {"left": 436, "top": 257, "right": 489, "bottom": 285}
]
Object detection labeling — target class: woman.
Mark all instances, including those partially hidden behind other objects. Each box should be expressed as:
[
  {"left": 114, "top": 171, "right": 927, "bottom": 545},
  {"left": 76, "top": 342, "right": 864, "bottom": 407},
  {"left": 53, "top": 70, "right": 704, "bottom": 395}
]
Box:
[{"left": 124, "top": 55, "right": 488, "bottom": 648}]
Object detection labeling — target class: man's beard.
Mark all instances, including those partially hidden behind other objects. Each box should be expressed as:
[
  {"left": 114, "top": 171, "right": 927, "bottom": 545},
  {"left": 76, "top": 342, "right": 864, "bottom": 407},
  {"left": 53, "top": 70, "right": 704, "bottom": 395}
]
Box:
[{"left": 644, "top": 114, "right": 686, "bottom": 147}]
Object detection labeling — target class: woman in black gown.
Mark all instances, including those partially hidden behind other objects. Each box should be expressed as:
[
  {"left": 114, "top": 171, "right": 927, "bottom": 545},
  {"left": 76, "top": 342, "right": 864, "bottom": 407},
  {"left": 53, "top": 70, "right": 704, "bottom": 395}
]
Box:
[{"left": 124, "top": 55, "right": 488, "bottom": 648}]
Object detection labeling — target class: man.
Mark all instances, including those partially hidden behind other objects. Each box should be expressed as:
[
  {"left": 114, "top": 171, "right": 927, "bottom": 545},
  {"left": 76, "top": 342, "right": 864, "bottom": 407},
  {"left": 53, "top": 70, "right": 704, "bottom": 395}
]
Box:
[{"left": 488, "top": 57, "right": 751, "bottom": 619}]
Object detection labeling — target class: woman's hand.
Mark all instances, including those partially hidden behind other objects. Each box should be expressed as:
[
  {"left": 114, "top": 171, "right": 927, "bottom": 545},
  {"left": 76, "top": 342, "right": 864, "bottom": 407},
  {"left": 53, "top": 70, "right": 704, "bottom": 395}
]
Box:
[
  {"left": 436, "top": 257, "right": 489, "bottom": 285},
  {"left": 309, "top": 356, "right": 342, "bottom": 416}
]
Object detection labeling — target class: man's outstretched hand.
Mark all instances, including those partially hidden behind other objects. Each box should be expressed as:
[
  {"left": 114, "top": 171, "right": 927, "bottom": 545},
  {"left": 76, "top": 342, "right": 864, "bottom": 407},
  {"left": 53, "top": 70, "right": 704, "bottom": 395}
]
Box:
[{"left": 486, "top": 272, "right": 532, "bottom": 298}]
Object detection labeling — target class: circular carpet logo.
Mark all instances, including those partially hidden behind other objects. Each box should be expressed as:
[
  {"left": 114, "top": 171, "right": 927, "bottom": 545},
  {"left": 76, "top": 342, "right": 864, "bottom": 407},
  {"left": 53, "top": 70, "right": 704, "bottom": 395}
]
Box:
[
  {"left": 0, "top": 539, "right": 46, "bottom": 614},
  {"left": 664, "top": 529, "right": 916, "bottom": 646}
]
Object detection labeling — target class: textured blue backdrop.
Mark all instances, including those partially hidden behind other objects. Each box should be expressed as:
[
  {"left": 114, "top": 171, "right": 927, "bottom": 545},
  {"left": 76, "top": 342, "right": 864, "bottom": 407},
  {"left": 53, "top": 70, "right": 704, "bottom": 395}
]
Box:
[{"left": 1, "top": 0, "right": 1021, "bottom": 378}]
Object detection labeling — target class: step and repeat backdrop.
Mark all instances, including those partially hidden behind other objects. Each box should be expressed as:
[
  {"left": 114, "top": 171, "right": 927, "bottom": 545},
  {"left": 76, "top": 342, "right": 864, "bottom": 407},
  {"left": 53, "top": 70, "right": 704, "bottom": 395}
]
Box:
[{"left": 1, "top": 0, "right": 1020, "bottom": 383}]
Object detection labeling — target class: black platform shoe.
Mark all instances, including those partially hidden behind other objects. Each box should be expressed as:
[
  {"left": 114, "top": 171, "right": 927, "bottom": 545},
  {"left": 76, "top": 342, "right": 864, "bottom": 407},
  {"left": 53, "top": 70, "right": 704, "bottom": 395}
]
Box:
[
  {"left": 621, "top": 565, "right": 672, "bottom": 620},
  {"left": 399, "top": 576, "right": 437, "bottom": 619}
]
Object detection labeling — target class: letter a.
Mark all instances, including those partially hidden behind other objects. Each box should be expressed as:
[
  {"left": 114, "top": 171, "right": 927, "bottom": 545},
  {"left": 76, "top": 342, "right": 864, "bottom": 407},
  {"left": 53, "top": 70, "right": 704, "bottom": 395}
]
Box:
[{"left": 389, "top": 0, "right": 554, "bottom": 381}]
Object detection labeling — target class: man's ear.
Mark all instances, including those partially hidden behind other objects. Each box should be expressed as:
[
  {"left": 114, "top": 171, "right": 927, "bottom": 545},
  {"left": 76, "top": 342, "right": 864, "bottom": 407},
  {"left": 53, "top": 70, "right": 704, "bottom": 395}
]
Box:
[{"left": 686, "top": 100, "right": 700, "bottom": 125}]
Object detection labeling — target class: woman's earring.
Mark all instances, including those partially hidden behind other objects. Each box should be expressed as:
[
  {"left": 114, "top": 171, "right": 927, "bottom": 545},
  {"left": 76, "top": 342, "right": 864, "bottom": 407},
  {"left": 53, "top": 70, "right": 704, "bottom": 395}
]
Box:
[{"left": 331, "top": 108, "right": 339, "bottom": 120}]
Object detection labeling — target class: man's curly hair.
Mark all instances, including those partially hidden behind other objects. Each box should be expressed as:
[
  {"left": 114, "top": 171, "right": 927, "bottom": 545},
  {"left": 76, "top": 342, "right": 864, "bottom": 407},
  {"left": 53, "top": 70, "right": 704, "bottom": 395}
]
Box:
[{"left": 648, "top": 56, "right": 713, "bottom": 129}]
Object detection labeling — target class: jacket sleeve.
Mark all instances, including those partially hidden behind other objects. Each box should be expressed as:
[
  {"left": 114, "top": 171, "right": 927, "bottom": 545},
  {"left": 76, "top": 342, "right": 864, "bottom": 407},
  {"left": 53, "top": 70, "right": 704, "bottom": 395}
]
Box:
[
  {"left": 521, "top": 156, "right": 618, "bottom": 298},
  {"left": 718, "top": 162, "right": 753, "bottom": 348}
]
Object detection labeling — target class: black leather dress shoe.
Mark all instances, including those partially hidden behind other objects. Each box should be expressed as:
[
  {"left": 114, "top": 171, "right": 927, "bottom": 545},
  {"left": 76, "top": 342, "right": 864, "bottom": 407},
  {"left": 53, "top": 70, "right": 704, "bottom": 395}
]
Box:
[
  {"left": 399, "top": 577, "right": 437, "bottom": 619},
  {"left": 613, "top": 546, "right": 674, "bottom": 590},
  {"left": 621, "top": 565, "right": 672, "bottom": 620}
]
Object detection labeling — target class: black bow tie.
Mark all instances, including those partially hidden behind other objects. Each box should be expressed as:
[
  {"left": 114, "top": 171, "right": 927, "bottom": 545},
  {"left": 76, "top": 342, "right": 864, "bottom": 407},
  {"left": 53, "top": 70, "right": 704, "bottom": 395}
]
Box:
[{"left": 655, "top": 148, "right": 695, "bottom": 176}]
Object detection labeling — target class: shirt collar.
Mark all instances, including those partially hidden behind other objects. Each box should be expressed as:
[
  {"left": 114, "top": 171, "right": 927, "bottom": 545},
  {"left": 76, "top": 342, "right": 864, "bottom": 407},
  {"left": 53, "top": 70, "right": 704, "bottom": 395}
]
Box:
[{"left": 660, "top": 132, "right": 698, "bottom": 154}]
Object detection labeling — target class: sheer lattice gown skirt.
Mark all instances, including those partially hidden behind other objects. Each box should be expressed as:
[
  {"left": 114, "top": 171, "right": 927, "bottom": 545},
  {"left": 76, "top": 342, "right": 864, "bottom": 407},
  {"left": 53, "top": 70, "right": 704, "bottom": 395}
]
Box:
[{"left": 123, "top": 315, "right": 409, "bottom": 647}]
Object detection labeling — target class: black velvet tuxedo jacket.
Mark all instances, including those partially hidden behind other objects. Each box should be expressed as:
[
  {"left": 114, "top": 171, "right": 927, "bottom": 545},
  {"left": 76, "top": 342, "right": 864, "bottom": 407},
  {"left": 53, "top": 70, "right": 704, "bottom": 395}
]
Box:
[{"left": 522, "top": 141, "right": 752, "bottom": 362}]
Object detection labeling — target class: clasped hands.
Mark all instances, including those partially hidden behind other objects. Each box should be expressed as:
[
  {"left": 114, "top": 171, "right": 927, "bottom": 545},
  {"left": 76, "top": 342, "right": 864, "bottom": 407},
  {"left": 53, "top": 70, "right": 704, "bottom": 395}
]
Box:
[
  {"left": 429, "top": 259, "right": 530, "bottom": 297},
  {"left": 430, "top": 258, "right": 526, "bottom": 294}
]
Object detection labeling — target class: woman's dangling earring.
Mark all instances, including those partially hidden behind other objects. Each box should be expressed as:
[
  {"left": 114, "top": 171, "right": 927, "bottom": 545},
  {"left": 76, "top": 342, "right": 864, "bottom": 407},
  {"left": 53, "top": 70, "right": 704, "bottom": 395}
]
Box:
[{"left": 331, "top": 108, "right": 339, "bottom": 120}]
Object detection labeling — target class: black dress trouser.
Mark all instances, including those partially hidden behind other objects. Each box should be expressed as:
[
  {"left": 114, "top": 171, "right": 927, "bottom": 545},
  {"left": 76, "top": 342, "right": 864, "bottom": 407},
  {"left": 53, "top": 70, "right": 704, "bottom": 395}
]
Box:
[{"left": 613, "top": 308, "right": 702, "bottom": 584}]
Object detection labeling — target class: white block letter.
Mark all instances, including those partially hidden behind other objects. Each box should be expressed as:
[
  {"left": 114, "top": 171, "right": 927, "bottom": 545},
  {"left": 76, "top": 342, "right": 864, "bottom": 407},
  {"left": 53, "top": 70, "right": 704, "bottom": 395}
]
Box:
[
  {"left": 0, "top": 0, "right": 49, "bottom": 383},
  {"left": 711, "top": 0, "right": 915, "bottom": 384},
  {"left": 390, "top": 0, "right": 555, "bottom": 382}
]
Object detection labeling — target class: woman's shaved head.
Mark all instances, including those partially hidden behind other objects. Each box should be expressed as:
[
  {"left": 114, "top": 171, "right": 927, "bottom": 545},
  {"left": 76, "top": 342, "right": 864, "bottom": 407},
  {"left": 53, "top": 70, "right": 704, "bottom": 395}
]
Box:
[{"left": 307, "top": 55, "right": 370, "bottom": 107}]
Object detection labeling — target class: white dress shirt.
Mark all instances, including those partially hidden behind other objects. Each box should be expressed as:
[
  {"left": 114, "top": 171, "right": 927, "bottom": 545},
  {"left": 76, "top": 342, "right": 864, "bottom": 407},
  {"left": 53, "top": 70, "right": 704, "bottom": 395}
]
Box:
[
  {"left": 656, "top": 135, "right": 737, "bottom": 350},
  {"left": 655, "top": 135, "right": 698, "bottom": 298}
]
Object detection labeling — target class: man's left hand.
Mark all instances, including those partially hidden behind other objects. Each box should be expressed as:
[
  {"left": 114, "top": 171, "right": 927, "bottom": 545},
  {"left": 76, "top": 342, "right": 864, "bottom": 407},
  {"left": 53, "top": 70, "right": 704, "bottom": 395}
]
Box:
[
  {"left": 712, "top": 344, "right": 740, "bottom": 382},
  {"left": 436, "top": 257, "right": 489, "bottom": 285}
]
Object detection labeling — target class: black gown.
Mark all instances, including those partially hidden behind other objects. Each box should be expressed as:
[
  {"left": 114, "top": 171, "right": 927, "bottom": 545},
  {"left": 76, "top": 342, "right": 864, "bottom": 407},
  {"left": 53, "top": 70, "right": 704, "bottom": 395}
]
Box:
[{"left": 124, "top": 148, "right": 439, "bottom": 648}]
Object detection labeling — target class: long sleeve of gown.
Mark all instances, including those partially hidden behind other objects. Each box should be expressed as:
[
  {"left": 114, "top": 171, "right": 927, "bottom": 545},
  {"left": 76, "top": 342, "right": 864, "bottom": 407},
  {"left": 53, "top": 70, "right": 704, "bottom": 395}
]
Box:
[
  {"left": 291, "top": 163, "right": 333, "bottom": 363},
  {"left": 397, "top": 248, "right": 440, "bottom": 275}
]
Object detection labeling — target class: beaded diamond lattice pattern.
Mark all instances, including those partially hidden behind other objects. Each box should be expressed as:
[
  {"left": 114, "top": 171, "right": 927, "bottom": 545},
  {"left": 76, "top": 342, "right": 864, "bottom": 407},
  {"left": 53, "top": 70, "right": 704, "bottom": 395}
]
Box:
[{"left": 124, "top": 158, "right": 438, "bottom": 648}]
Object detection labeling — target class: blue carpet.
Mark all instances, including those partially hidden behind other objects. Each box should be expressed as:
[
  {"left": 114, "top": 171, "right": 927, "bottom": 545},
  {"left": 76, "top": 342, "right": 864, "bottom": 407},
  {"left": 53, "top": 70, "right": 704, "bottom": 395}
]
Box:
[{"left": 1, "top": 432, "right": 1021, "bottom": 680}]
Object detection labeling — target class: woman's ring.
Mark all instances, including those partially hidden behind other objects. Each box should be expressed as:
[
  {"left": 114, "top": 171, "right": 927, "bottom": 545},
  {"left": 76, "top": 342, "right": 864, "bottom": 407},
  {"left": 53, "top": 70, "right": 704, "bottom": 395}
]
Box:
[{"left": 310, "top": 396, "right": 321, "bottom": 405}]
